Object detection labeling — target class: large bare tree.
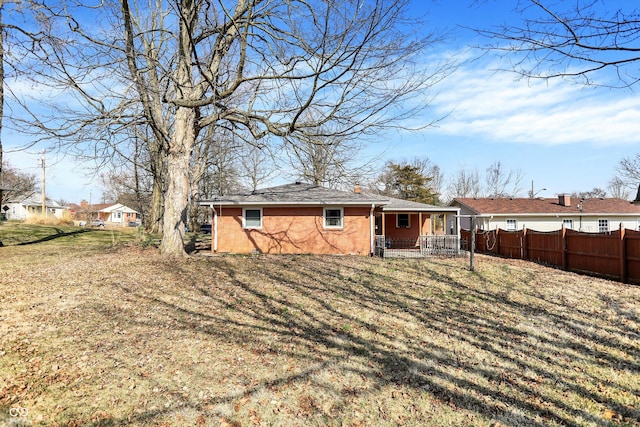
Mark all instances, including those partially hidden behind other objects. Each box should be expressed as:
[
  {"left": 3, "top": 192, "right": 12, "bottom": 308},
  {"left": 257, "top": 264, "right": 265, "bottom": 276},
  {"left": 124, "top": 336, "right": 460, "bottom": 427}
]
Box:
[{"left": 12, "top": 0, "right": 450, "bottom": 255}]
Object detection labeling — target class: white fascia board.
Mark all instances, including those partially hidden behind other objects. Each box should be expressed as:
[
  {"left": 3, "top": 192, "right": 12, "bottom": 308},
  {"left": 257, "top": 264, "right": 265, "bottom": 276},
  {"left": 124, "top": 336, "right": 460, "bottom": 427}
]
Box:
[
  {"left": 199, "top": 200, "right": 390, "bottom": 207},
  {"left": 384, "top": 207, "right": 460, "bottom": 213},
  {"left": 484, "top": 212, "right": 639, "bottom": 217}
]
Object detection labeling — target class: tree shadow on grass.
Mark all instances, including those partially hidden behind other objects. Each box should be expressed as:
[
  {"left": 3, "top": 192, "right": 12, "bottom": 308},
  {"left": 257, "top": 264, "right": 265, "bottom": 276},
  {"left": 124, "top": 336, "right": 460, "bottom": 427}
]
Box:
[
  {"left": 61, "top": 255, "right": 640, "bottom": 426},
  {"left": 13, "top": 228, "right": 95, "bottom": 246}
]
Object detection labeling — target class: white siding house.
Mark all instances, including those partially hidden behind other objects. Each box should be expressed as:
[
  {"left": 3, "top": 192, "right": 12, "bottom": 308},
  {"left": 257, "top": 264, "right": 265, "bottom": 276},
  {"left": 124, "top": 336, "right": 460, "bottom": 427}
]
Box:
[
  {"left": 4, "top": 193, "right": 65, "bottom": 221},
  {"left": 99, "top": 203, "right": 140, "bottom": 225},
  {"left": 450, "top": 195, "right": 640, "bottom": 232}
]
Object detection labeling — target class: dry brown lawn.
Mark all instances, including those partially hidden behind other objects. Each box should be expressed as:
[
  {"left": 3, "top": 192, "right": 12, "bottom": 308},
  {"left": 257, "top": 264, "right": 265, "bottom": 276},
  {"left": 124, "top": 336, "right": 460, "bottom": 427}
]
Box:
[{"left": 1, "top": 224, "right": 639, "bottom": 426}]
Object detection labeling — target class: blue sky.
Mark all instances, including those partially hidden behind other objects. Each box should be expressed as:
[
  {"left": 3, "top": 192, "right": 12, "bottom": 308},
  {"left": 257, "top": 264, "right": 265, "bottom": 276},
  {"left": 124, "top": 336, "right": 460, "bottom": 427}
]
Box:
[
  {"left": 371, "top": 0, "right": 640, "bottom": 200},
  {"left": 4, "top": 0, "right": 639, "bottom": 203}
]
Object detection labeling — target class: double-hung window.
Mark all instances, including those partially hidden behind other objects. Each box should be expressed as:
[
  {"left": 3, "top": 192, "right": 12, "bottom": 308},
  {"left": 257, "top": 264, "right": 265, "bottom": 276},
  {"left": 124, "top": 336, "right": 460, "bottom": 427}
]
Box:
[
  {"left": 506, "top": 219, "right": 517, "bottom": 231},
  {"left": 243, "top": 208, "right": 262, "bottom": 229},
  {"left": 563, "top": 219, "right": 574, "bottom": 230},
  {"left": 324, "top": 208, "right": 343, "bottom": 228}
]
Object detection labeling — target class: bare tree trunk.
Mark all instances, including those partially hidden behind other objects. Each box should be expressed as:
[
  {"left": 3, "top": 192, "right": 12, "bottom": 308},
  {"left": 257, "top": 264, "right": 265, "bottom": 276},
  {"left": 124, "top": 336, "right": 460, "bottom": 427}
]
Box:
[
  {"left": 159, "top": 106, "right": 195, "bottom": 255},
  {"left": 147, "top": 175, "right": 164, "bottom": 233}
]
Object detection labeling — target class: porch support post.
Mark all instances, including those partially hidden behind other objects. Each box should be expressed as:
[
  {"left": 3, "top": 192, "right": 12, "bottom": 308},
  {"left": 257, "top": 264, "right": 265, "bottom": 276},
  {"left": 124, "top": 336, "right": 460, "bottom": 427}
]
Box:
[
  {"left": 456, "top": 212, "right": 461, "bottom": 255},
  {"left": 419, "top": 212, "right": 423, "bottom": 236},
  {"left": 381, "top": 212, "right": 386, "bottom": 237}
]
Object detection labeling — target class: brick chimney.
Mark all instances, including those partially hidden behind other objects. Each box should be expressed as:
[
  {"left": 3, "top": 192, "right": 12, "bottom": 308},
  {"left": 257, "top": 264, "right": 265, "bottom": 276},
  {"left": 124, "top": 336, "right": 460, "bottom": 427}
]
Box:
[
  {"left": 354, "top": 183, "right": 361, "bottom": 194},
  {"left": 80, "top": 199, "right": 89, "bottom": 208},
  {"left": 558, "top": 194, "right": 571, "bottom": 207}
]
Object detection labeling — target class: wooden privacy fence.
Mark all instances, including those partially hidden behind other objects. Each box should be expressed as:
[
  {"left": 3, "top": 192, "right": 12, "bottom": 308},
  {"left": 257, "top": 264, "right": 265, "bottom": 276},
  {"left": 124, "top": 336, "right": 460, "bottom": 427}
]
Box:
[{"left": 461, "top": 227, "right": 640, "bottom": 284}]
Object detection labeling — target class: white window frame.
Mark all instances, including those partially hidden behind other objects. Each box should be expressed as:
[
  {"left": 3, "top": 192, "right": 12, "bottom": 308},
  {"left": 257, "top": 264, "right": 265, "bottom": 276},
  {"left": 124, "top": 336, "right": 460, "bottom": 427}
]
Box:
[
  {"left": 506, "top": 219, "right": 517, "bottom": 231},
  {"left": 562, "top": 219, "right": 574, "bottom": 230},
  {"left": 323, "top": 207, "right": 344, "bottom": 229},
  {"left": 396, "top": 213, "right": 410, "bottom": 228},
  {"left": 243, "top": 208, "right": 263, "bottom": 229},
  {"left": 598, "top": 218, "right": 609, "bottom": 232}
]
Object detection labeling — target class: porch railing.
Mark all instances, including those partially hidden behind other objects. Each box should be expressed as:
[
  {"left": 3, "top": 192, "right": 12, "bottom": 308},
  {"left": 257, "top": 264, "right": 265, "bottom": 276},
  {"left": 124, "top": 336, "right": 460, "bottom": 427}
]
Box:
[{"left": 375, "top": 235, "right": 462, "bottom": 258}]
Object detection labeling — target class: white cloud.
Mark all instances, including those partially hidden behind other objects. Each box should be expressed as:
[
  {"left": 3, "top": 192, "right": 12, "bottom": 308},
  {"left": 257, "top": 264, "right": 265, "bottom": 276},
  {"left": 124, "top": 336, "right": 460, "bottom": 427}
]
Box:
[{"left": 432, "top": 64, "right": 640, "bottom": 145}]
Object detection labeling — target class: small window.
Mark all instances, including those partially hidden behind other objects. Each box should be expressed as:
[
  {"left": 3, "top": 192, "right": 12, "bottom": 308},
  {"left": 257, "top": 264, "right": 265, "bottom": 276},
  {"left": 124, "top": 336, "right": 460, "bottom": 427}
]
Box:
[
  {"left": 506, "top": 219, "right": 517, "bottom": 231},
  {"left": 243, "top": 208, "right": 262, "bottom": 228},
  {"left": 324, "top": 208, "right": 343, "bottom": 228},
  {"left": 563, "top": 219, "right": 574, "bottom": 230},
  {"left": 598, "top": 219, "right": 609, "bottom": 232},
  {"left": 396, "top": 214, "right": 410, "bottom": 228}
]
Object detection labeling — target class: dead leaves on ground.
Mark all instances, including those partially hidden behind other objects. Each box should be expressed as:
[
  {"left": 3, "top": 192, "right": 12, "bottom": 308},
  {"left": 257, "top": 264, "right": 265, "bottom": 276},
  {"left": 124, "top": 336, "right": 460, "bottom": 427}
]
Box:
[{"left": 1, "top": 246, "right": 639, "bottom": 426}]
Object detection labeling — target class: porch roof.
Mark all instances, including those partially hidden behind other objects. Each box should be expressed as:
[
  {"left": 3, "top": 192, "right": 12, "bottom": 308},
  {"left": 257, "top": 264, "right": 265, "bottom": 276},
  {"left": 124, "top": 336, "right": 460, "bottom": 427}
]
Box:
[{"left": 381, "top": 197, "right": 459, "bottom": 213}]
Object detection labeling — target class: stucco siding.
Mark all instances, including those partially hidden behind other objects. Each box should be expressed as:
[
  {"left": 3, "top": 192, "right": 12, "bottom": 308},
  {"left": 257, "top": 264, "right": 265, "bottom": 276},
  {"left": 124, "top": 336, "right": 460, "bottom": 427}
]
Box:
[{"left": 216, "top": 206, "right": 372, "bottom": 255}]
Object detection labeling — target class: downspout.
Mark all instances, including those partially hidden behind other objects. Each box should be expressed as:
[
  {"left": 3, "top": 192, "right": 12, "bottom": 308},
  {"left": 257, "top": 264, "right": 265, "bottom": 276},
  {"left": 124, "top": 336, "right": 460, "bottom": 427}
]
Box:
[
  {"left": 370, "top": 203, "right": 375, "bottom": 256},
  {"left": 211, "top": 203, "right": 218, "bottom": 253}
]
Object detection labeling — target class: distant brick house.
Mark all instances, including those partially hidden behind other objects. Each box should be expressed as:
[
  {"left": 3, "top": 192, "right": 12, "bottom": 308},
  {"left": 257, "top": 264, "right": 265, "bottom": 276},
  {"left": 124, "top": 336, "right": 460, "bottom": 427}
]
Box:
[
  {"left": 69, "top": 200, "right": 140, "bottom": 226},
  {"left": 450, "top": 194, "right": 640, "bottom": 232},
  {"left": 200, "top": 182, "right": 460, "bottom": 255}
]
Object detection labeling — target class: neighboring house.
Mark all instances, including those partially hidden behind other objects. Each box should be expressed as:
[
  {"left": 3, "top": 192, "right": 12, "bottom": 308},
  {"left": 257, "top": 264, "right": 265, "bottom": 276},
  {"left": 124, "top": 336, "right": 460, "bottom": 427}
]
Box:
[
  {"left": 99, "top": 203, "right": 140, "bottom": 225},
  {"left": 200, "top": 182, "right": 460, "bottom": 255},
  {"left": 68, "top": 200, "right": 140, "bottom": 226},
  {"left": 450, "top": 194, "right": 640, "bottom": 232},
  {"left": 4, "top": 192, "right": 65, "bottom": 220}
]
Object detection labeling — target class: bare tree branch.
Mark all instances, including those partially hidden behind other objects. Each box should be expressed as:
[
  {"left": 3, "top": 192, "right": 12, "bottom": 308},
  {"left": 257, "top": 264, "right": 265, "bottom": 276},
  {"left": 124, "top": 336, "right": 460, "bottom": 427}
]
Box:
[{"left": 477, "top": 0, "right": 640, "bottom": 88}]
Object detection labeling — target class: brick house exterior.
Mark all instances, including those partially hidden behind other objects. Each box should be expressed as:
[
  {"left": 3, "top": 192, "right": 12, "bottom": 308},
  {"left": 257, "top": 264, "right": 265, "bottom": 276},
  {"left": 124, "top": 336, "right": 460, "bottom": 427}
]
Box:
[{"left": 201, "top": 182, "right": 460, "bottom": 255}]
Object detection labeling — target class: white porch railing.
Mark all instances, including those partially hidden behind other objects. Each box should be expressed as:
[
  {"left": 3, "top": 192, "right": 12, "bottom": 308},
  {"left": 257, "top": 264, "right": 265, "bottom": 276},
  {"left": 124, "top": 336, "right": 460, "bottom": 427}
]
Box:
[{"left": 375, "top": 235, "right": 462, "bottom": 258}]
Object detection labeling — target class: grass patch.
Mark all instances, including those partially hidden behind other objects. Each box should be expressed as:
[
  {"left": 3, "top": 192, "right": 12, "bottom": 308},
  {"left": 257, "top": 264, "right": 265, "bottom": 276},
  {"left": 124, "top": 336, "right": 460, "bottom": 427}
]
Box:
[{"left": 0, "top": 224, "right": 639, "bottom": 426}]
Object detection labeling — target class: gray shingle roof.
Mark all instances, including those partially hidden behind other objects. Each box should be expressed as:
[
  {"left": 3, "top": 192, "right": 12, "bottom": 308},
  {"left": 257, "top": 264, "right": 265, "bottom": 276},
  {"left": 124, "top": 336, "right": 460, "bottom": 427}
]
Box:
[
  {"left": 201, "top": 182, "right": 457, "bottom": 213},
  {"left": 381, "top": 197, "right": 458, "bottom": 212},
  {"left": 201, "top": 182, "right": 388, "bottom": 206}
]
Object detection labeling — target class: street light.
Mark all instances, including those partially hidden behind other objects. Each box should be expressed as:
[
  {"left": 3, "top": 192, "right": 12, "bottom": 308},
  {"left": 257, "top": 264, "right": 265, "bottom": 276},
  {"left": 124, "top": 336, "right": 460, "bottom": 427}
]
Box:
[{"left": 530, "top": 180, "right": 546, "bottom": 198}]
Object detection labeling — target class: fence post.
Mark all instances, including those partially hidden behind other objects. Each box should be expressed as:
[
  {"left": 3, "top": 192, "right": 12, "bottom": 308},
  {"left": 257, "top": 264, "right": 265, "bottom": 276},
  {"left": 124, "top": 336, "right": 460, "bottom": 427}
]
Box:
[
  {"left": 561, "top": 225, "right": 568, "bottom": 270},
  {"left": 522, "top": 227, "right": 528, "bottom": 260},
  {"left": 620, "top": 224, "right": 627, "bottom": 283},
  {"left": 469, "top": 217, "right": 475, "bottom": 272},
  {"left": 495, "top": 228, "right": 500, "bottom": 255}
]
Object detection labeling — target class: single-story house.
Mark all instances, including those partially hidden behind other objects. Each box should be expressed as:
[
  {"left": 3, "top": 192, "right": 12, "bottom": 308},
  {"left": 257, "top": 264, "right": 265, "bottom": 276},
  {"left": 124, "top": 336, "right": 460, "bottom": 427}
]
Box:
[
  {"left": 68, "top": 200, "right": 140, "bottom": 226},
  {"left": 200, "top": 182, "right": 460, "bottom": 255},
  {"left": 3, "top": 192, "right": 65, "bottom": 220},
  {"left": 450, "top": 194, "right": 640, "bottom": 232},
  {"left": 98, "top": 203, "right": 140, "bottom": 225}
]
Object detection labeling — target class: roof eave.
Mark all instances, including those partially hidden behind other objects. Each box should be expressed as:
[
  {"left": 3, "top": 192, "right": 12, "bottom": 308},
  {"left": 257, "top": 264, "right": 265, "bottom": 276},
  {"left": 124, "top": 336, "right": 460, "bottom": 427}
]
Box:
[{"left": 199, "top": 200, "right": 391, "bottom": 206}]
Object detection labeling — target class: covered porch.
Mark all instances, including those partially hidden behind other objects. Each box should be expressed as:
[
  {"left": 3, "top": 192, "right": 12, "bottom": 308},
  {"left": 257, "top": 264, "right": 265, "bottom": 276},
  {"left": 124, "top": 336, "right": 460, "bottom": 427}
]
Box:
[{"left": 374, "top": 200, "right": 461, "bottom": 258}]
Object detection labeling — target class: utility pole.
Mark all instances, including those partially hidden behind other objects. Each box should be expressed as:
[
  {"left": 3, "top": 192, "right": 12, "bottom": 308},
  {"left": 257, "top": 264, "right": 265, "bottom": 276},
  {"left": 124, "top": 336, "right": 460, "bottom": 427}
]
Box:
[{"left": 39, "top": 149, "right": 46, "bottom": 217}]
